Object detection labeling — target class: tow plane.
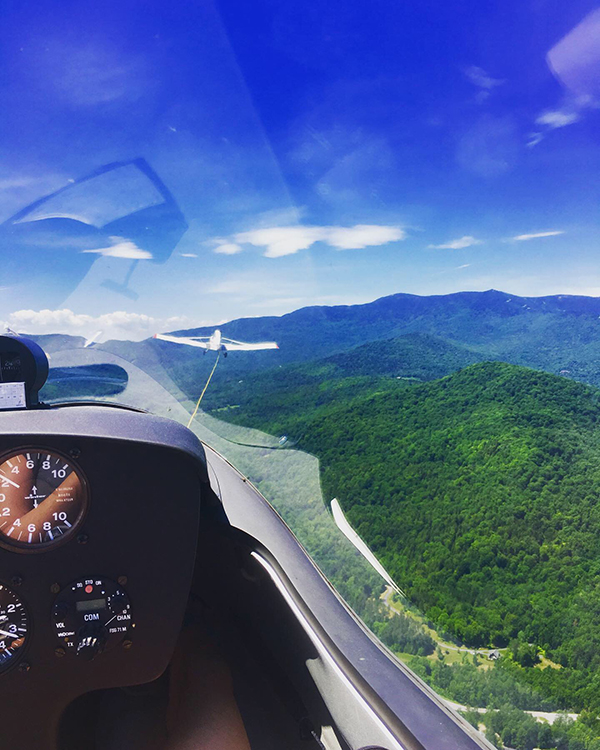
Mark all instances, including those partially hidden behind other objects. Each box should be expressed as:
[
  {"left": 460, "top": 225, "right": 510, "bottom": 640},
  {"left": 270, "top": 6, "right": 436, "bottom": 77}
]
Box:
[{"left": 153, "top": 328, "right": 279, "bottom": 357}]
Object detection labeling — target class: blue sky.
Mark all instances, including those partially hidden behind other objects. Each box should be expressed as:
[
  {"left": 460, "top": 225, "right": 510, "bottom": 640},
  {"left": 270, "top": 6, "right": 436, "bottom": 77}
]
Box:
[{"left": 0, "top": 0, "right": 599, "bottom": 340}]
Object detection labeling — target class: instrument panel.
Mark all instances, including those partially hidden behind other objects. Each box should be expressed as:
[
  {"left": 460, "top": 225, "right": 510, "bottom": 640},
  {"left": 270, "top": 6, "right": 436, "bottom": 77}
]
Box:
[{"left": 0, "top": 405, "right": 207, "bottom": 749}]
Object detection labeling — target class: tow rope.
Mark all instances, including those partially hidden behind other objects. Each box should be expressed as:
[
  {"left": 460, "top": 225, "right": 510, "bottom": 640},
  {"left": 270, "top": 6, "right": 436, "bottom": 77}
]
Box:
[{"left": 187, "top": 350, "right": 221, "bottom": 428}]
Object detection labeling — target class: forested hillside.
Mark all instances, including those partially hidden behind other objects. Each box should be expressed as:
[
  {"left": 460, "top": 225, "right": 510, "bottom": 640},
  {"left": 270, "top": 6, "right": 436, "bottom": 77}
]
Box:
[
  {"left": 201, "top": 332, "right": 486, "bottom": 427},
  {"left": 214, "top": 361, "right": 600, "bottom": 715},
  {"left": 294, "top": 331, "right": 487, "bottom": 380}
]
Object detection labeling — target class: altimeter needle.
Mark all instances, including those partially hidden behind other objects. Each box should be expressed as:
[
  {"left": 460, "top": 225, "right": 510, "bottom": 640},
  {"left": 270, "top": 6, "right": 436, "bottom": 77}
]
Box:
[{"left": 0, "top": 629, "right": 18, "bottom": 639}]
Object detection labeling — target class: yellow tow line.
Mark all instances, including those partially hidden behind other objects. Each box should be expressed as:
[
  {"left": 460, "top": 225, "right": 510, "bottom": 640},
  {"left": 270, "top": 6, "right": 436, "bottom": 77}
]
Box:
[{"left": 187, "top": 350, "right": 221, "bottom": 429}]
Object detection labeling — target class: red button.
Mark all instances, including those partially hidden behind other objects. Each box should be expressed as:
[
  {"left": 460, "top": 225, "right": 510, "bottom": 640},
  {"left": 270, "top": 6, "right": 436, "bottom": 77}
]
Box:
[{"left": 85, "top": 585, "right": 93, "bottom": 594}]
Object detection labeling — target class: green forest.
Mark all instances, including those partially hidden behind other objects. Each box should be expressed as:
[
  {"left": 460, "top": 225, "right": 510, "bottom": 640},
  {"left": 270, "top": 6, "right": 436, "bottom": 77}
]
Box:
[
  {"left": 197, "top": 332, "right": 489, "bottom": 433},
  {"left": 202, "top": 358, "right": 600, "bottom": 747}
]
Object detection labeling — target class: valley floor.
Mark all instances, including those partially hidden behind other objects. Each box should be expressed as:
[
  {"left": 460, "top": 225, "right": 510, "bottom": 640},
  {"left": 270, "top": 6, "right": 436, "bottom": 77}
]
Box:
[{"left": 380, "top": 586, "right": 577, "bottom": 725}]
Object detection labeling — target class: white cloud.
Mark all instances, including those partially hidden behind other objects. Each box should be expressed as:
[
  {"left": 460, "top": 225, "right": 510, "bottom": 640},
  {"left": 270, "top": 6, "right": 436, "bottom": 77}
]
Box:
[
  {"left": 230, "top": 224, "right": 405, "bottom": 258},
  {"left": 530, "top": 99, "right": 597, "bottom": 145},
  {"left": 510, "top": 230, "right": 564, "bottom": 241},
  {"left": 235, "top": 226, "right": 324, "bottom": 258},
  {"left": 213, "top": 243, "right": 243, "bottom": 255},
  {"left": 179, "top": 252, "right": 198, "bottom": 258},
  {"left": 535, "top": 109, "right": 580, "bottom": 129},
  {"left": 526, "top": 132, "right": 544, "bottom": 148},
  {"left": 82, "top": 236, "right": 152, "bottom": 260},
  {"left": 325, "top": 224, "right": 406, "bottom": 249},
  {"left": 455, "top": 263, "right": 471, "bottom": 269},
  {"left": 428, "top": 235, "right": 482, "bottom": 250},
  {"left": 3, "top": 309, "right": 202, "bottom": 342},
  {"left": 464, "top": 66, "right": 504, "bottom": 90}
]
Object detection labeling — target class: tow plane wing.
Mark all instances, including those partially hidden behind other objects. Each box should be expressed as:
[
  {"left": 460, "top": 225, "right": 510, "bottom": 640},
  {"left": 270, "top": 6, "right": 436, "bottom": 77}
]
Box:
[
  {"left": 221, "top": 338, "right": 279, "bottom": 351},
  {"left": 153, "top": 333, "right": 209, "bottom": 349}
]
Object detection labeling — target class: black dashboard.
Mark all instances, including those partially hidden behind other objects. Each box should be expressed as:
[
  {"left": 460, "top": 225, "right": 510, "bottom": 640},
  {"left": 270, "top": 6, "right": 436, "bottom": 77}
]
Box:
[{"left": 0, "top": 404, "right": 207, "bottom": 749}]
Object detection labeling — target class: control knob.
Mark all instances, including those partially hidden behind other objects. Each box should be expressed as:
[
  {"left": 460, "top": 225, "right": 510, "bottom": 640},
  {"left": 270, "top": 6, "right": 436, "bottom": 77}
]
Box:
[{"left": 76, "top": 623, "right": 108, "bottom": 661}]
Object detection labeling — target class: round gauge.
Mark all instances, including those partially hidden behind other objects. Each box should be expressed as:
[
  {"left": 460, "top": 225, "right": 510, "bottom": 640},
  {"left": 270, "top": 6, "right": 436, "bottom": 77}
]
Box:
[
  {"left": 0, "top": 584, "right": 29, "bottom": 673},
  {"left": 0, "top": 449, "right": 88, "bottom": 552}
]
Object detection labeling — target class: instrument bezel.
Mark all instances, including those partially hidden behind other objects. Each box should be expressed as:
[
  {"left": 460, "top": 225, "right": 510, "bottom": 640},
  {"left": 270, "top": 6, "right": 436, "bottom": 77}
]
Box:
[{"left": 0, "top": 446, "right": 90, "bottom": 555}]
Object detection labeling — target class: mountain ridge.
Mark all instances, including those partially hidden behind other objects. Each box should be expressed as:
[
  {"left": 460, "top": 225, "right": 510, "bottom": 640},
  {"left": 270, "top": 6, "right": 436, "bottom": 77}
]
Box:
[
  {"left": 26, "top": 288, "right": 600, "bottom": 393},
  {"left": 173, "top": 288, "right": 600, "bottom": 340},
  {"left": 141, "top": 288, "right": 600, "bottom": 390}
]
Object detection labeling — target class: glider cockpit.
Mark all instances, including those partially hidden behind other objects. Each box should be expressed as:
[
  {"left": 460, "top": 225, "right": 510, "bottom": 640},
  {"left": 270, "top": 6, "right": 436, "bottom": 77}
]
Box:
[{"left": 0, "top": 334, "right": 487, "bottom": 750}]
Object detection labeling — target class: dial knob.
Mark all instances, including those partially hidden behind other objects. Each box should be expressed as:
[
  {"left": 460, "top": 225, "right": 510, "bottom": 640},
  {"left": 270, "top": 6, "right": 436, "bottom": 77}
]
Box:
[
  {"left": 108, "top": 591, "right": 128, "bottom": 613},
  {"left": 76, "top": 623, "right": 107, "bottom": 661}
]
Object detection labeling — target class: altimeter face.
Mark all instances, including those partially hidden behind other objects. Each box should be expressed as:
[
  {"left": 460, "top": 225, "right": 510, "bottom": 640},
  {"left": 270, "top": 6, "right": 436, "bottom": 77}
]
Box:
[
  {"left": 0, "top": 585, "right": 29, "bottom": 672},
  {"left": 0, "top": 450, "right": 88, "bottom": 551}
]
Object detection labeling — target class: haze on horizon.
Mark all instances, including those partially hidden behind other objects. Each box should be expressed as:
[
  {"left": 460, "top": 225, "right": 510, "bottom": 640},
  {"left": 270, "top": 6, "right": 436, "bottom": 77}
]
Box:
[{"left": 6, "top": 287, "right": 600, "bottom": 344}]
